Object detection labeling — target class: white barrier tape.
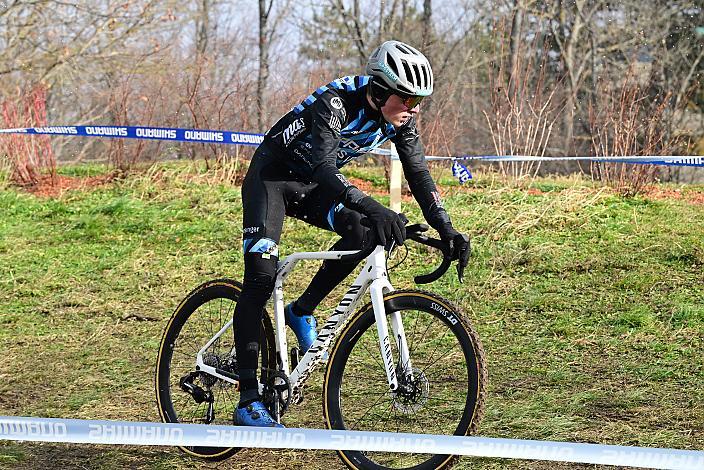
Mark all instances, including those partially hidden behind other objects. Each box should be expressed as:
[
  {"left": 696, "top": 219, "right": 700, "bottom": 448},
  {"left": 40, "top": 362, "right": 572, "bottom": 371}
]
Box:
[
  {"left": 421, "top": 154, "right": 703, "bottom": 166},
  {"left": 378, "top": 149, "right": 701, "bottom": 166},
  {"left": 1, "top": 417, "right": 702, "bottom": 469}
]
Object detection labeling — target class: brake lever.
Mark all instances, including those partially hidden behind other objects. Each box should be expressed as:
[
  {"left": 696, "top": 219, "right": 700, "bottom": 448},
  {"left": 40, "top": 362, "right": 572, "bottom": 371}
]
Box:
[
  {"left": 405, "top": 223, "right": 429, "bottom": 237},
  {"left": 455, "top": 234, "right": 470, "bottom": 283}
]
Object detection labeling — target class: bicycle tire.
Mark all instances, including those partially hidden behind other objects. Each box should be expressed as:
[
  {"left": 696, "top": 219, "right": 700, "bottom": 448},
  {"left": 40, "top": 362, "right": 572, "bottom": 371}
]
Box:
[
  {"left": 155, "top": 278, "right": 277, "bottom": 461},
  {"left": 322, "top": 289, "right": 487, "bottom": 470}
]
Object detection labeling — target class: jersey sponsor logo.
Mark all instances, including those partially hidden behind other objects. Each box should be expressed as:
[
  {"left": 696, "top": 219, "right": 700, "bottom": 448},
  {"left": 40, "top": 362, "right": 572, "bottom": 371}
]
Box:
[
  {"left": 336, "top": 150, "right": 356, "bottom": 166},
  {"left": 339, "top": 131, "right": 384, "bottom": 152},
  {"left": 329, "top": 115, "right": 342, "bottom": 132},
  {"left": 379, "top": 62, "right": 399, "bottom": 82},
  {"left": 292, "top": 145, "right": 314, "bottom": 167},
  {"left": 431, "top": 191, "right": 444, "bottom": 209},
  {"left": 335, "top": 173, "right": 351, "bottom": 187},
  {"left": 283, "top": 118, "right": 305, "bottom": 146},
  {"left": 340, "top": 137, "right": 363, "bottom": 151},
  {"left": 330, "top": 96, "right": 343, "bottom": 109},
  {"left": 402, "top": 124, "right": 419, "bottom": 142},
  {"left": 333, "top": 130, "right": 391, "bottom": 167}
]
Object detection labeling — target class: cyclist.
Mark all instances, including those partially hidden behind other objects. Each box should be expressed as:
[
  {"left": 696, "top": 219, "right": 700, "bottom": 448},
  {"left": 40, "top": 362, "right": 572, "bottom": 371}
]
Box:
[{"left": 233, "top": 40, "right": 470, "bottom": 427}]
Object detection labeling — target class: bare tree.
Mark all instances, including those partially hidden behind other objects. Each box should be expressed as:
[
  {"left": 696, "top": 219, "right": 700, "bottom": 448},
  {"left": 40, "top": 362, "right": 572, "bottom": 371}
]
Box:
[
  {"left": 546, "top": 0, "right": 604, "bottom": 154},
  {"left": 508, "top": 0, "right": 526, "bottom": 99},
  {"left": 258, "top": 0, "right": 272, "bottom": 131},
  {"left": 421, "top": 0, "right": 432, "bottom": 48},
  {"left": 195, "top": 0, "right": 211, "bottom": 56},
  {"left": 336, "top": 0, "right": 368, "bottom": 67},
  {"left": 257, "top": 0, "right": 291, "bottom": 130}
]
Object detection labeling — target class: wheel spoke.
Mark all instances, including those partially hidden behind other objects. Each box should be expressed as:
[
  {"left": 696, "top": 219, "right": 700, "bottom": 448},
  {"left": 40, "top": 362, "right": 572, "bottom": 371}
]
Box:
[
  {"left": 420, "top": 342, "right": 462, "bottom": 377},
  {"left": 346, "top": 390, "right": 393, "bottom": 430}
]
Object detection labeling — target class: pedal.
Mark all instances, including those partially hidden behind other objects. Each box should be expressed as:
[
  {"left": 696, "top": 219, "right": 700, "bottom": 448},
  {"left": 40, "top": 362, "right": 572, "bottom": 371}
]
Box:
[{"left": 290, "top": 347, "right": 299, "bottom": 369}]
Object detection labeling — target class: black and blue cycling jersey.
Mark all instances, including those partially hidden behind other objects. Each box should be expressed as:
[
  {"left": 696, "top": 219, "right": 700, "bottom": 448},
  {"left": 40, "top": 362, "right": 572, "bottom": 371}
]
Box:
[
  {"left": 263, "top": 75, "right": 451, "bottom": 232},
  {"left": 289, "top": 76, "right": 395, "bottom": 167}
]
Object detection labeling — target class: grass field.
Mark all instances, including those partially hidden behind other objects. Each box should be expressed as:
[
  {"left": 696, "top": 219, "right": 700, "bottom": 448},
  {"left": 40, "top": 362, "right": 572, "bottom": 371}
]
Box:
[{"left": 0, "top": 162, "right": 703, "bottom": 469}]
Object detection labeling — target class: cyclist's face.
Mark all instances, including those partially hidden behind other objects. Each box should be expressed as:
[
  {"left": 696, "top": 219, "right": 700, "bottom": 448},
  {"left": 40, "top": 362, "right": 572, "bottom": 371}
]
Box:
[{"left": 381, "top": 93, "right": 421, "bottom": 128}]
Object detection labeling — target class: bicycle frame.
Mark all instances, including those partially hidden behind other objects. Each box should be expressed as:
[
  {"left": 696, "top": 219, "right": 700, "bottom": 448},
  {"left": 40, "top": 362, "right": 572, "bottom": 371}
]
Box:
[{"left": 193, "top": 245, "right": 414, "bottom": 399}]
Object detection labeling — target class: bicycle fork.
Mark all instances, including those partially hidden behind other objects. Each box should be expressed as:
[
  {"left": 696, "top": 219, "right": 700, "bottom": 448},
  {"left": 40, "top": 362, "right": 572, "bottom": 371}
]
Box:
[{"left": 368, "top": 258, "right": 413, "bottom": 393}]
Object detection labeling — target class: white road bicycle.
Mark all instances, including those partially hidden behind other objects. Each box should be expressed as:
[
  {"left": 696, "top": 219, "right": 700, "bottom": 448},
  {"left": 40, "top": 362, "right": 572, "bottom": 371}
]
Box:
[{"left": 155, "top": 223, "right": 487, "bottom": 470}]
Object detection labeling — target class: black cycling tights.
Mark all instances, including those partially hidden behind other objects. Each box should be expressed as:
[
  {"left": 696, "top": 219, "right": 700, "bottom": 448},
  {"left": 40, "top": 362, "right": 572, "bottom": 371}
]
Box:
[
  {"left": 233, "top": 144, "right": 367, "bottom": 399},
  {"left": 234, "top": 211, "right": 365, "bottom": 398}
]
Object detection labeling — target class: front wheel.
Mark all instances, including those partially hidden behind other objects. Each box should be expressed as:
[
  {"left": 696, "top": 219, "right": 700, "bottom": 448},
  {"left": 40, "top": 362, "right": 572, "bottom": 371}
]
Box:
[{"left": 323, "top": 289, "right": 487, "bottom": 470}]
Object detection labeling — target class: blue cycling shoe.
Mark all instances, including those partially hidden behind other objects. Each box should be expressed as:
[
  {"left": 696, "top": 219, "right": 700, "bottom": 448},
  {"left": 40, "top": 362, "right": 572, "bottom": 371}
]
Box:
[
  {"left": 234, "top": 401, "right": 284, "bottom": 428},
  {"left": 285, "top": 302, "right": 318, "bottom": 353}
]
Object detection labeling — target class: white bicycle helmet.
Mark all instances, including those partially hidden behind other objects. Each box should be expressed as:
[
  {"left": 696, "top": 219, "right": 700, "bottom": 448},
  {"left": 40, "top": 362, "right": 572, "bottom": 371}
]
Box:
[{"left": 366, "top": 40, "right": 434, "bottom": 97}]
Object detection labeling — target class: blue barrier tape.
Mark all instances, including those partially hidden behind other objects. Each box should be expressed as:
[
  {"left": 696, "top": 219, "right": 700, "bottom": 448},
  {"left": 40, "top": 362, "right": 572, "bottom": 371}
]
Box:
[
  {"left": 0, "top": 125, "right": 264, "bottom": 146},
  {"left": 1, "top": 416, "right": 702, "bottom": 469}
]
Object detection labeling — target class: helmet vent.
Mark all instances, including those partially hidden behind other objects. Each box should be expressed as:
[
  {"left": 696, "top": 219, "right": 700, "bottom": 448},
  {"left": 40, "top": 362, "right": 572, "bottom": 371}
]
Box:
[
  {"left": 386, "top": 52, "right": 400, "bottom": 76},
  {"left": 421, "top": 65, "right": 429, "bottom": 89},
  {"left": 411, "top": 63, "right": 422, "bottom": 88},
  {"left": 395, "top": 43, "right": 412, "bottom": 54},
  {"left": 401, "top": 60, "right": 414, "bottom": 86}
]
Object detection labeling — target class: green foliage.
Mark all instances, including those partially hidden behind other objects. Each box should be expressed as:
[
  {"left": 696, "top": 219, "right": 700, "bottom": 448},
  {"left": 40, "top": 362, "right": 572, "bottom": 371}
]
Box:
[
  {"left": 343, "top": 162, "right": 389, "bottom": 188},
  {"left": 57, "top": 163, "right": 112, "bottom": 177}
]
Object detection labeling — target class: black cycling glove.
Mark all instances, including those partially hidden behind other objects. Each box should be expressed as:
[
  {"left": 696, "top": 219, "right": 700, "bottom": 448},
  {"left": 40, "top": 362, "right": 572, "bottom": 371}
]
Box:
[
  {"left": 355, "top": 196, "right": 408, "bottom": 247},
  {"left": 438, "top": 224, "right": 471, "bottom": 281}
]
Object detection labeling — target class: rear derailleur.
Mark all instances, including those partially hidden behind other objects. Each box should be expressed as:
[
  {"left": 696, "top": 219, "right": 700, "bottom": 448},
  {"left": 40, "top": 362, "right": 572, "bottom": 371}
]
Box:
[{"left": 179, "top": 372, "right": 215, "bottom": 424}]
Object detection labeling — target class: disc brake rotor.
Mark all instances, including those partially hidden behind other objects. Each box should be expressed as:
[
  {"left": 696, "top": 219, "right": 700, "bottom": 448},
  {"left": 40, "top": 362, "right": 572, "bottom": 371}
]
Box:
[{"left": 392, "top": 368, "right": 429, "bottom": 414}]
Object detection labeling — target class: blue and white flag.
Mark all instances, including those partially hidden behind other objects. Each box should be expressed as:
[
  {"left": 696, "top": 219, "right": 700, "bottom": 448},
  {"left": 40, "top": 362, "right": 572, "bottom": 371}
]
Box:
[{"left": 451, "top": 160, "right": 472, "bottom": 184}]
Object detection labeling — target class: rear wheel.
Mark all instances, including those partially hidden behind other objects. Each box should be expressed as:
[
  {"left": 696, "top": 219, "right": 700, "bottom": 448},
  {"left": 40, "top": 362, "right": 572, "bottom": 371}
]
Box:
[
  {"left": 323, "top": 289, "right": 487, "bottom": 470},
  {"left": 155, "top": 279, "right": 276, "bottom": 461}
]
